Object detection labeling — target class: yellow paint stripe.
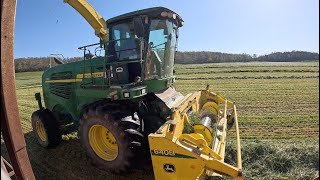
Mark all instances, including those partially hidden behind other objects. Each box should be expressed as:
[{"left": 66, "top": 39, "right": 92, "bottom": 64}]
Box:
[
  {"left": 46, "top": 72, "right": 104, "bottom": 83},
  {"left": 45, "top": 79, "right": 82, "bottom": 83},
  {"left": 76, "top": 72, "right": 104, "bottom": 79},
  {"left": 76, "top": 74, "right": 84, "bottom": 79}
]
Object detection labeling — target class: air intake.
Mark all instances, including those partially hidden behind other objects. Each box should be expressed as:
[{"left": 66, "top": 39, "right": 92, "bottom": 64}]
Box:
[{"left": 49, "top": 71, "right": 72, "bottom": 99}]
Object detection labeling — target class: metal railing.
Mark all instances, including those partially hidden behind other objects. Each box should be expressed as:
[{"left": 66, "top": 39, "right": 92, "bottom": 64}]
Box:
[
  {"left": 49, "top": 54, "right": 65, "bottom": 68},
  {"left": 77, "top": 38, "right": 146, "bottom": 88}
]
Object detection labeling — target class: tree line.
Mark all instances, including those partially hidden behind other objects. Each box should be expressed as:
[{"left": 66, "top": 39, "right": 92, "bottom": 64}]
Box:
[
  {"left": 14, "top": 57, "right": 82, "bottom": 72},
  {"left": 14, "top": 51, "right": 319, "bottom": 72},
  {"left": 175, "top": 50, "right": 319, "bottom": 64}
]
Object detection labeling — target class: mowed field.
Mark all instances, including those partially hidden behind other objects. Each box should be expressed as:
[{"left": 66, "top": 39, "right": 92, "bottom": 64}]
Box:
[{"left": 1, "top": 61, "right": 319, "bottom": 179}]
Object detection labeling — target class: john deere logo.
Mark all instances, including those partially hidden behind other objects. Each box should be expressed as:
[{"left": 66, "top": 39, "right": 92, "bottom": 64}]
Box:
[{"left": 163, "top": 164, "right": 175, "bottom": 173}]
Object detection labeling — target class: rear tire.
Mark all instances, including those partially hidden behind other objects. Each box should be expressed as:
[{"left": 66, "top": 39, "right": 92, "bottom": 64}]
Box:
[
  {"left": 78, "top": 102, "right": 143, "bottom": 173},
  {"left": 31, "top": 109, "right": 62, "bottom": 148}
]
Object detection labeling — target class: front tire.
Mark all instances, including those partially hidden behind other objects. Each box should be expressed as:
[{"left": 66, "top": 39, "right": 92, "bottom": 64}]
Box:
[{"left": 78, "top": 103, "right": 143, "bottom": 173}]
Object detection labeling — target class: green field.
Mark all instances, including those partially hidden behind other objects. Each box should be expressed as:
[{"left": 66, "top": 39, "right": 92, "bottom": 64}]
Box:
[{"left": 1, "top": 61, "right": 319, "bottom": 179}]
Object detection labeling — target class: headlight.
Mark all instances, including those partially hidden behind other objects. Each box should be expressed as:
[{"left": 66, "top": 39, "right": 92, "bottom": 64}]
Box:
[
  {"left": 172, "top": 13, "right": 177, "bottom": 19},
  {"left": 161, "top": 11, "right": 168, "bottom": 17},
  {"left": 123, "top": 92, "right": 130, "bottom": 98}
]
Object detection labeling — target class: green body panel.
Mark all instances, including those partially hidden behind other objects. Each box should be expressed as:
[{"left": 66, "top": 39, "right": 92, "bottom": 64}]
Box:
[
  {"left": 41, "top": 57, "right": 175, "bottom": 121},
  {"left": 143, "top": 78, "right": 175, "bottom": 92}
]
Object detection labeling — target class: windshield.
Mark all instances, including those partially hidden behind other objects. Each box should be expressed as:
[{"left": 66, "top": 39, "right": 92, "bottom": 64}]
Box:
[
  {"left": 107, "top": 18, "right": 178, "bottom": 80},
  {"left": 145, "top": 19, "right": 177, "bottom": 79}
]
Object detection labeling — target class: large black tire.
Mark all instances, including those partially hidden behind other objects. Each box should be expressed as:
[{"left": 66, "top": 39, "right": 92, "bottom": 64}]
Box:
[
  {"left": 78, "top": 102, "right": 143, "bottom": 173},
  {"left": 31, "top": 109, "right": 62, "bottom": 148}
]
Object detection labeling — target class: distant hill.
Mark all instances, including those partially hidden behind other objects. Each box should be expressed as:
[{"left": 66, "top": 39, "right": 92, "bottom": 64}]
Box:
[
  {"left": 253, "top": 51, "right": 319, "bottom": 62},
  {"left": 175, "top": 51, "right": 319, "bottom": 64},
  {"left": 14, "top": 51, "right": 319, "bottom": 72}
]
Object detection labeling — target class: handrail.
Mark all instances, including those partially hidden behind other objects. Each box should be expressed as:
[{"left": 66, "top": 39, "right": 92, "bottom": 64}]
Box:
[
  {"left": 78, "top": 42, "right": 101, "bottom": 50},
  {"left": 76, "top": 37, "right": 146, "bottom": 87},
  {"left": 78, "top": 37, "right": 144, "bottom": 50}
]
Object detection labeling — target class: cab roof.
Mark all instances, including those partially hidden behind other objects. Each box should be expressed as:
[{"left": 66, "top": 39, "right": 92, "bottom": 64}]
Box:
[{"left": 107, "top": 7, "right": 183, "bottom": 26}]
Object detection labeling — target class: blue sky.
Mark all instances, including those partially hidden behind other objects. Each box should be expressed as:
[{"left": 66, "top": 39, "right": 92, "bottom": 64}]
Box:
[{"left": 14, "top": 0, "right": 319, "bottom": 58}]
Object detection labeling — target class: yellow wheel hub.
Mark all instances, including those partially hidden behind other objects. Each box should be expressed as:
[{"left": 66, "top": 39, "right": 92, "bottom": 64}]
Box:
[
  {"left": 35, "top": 120, "right": 47, "bottom": 141},
  {"left": 89, "top": 125, "right": 118, "bottom": 161}
]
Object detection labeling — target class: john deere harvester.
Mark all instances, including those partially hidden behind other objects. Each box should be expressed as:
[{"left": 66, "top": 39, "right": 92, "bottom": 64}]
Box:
[{"left": 31, "top": 1, "right": 243, "bottom": 179}]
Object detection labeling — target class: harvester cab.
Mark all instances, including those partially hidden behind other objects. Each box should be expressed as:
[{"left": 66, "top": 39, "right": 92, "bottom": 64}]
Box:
[
  {"left": 75, "top": 7, "right": 183, "bottom": 90},
  {"left": 31, "top": 1, "right": 243, "bottom": 180},
  {"left": 105, "top": 8, "right": 182, "bottom": 84}
]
